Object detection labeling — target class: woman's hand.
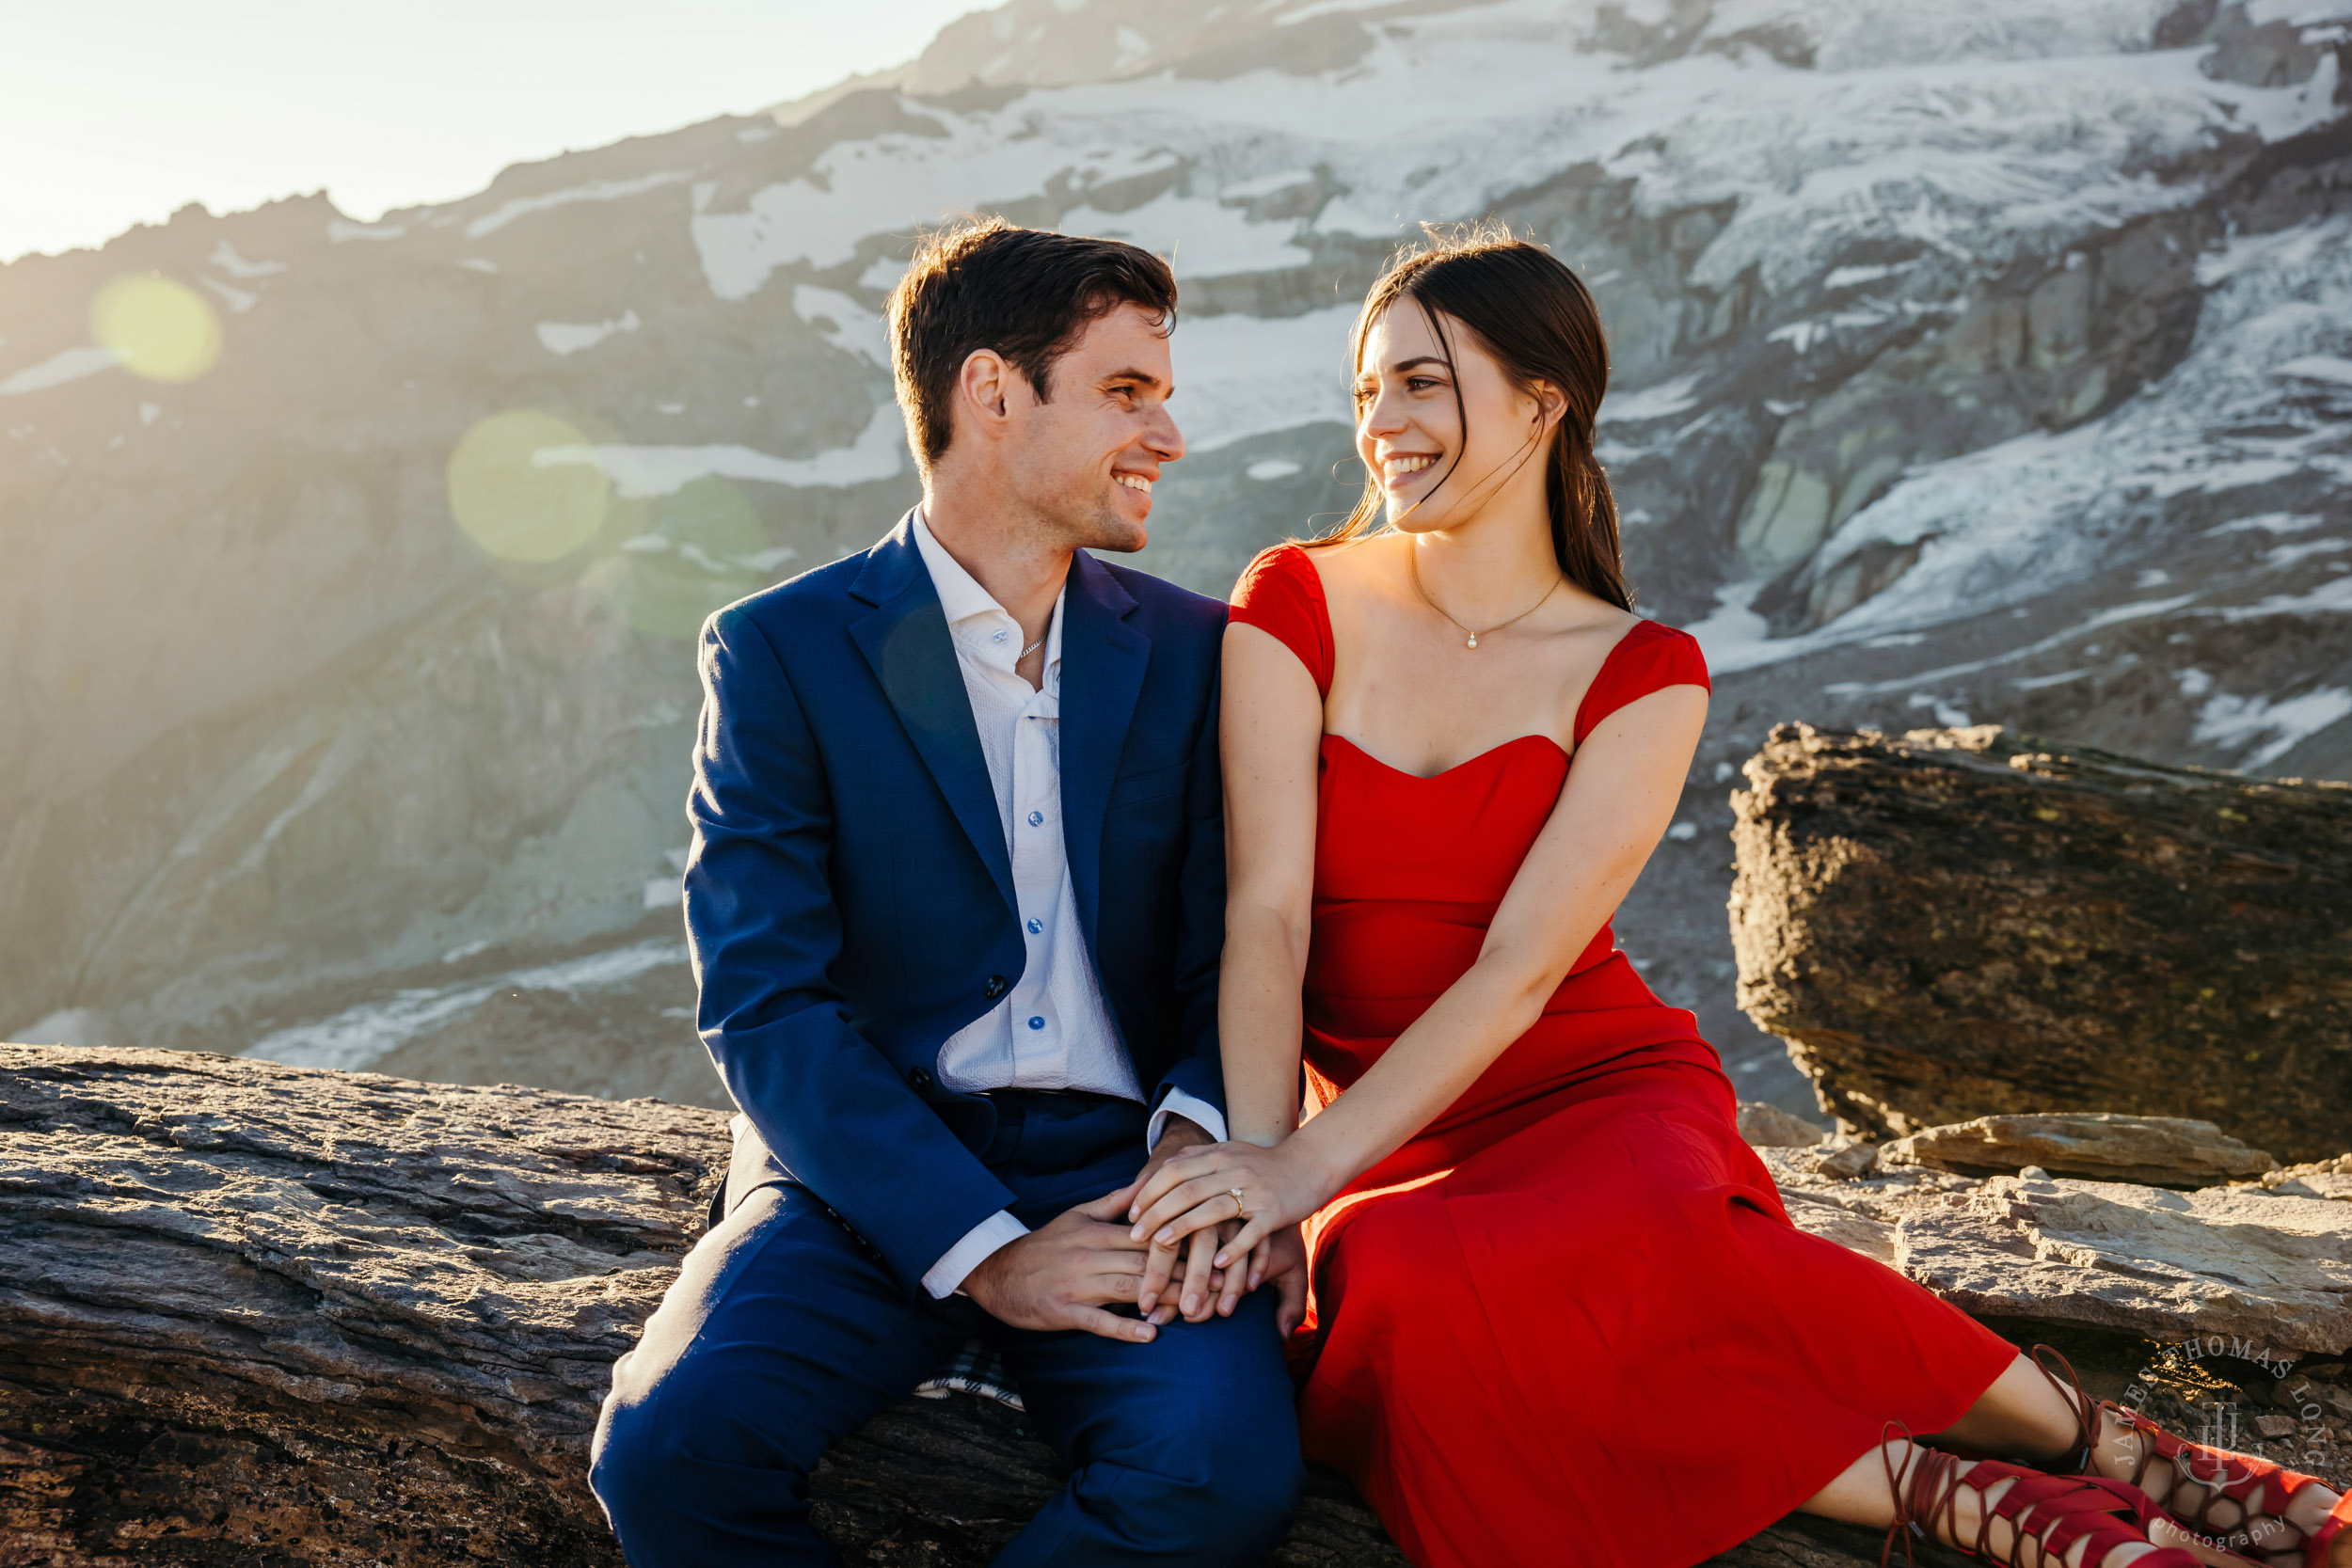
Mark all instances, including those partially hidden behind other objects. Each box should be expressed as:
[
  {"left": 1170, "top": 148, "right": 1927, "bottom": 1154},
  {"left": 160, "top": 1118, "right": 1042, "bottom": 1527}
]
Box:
[{"left": 1125, "top": 1138, "right": 1333, "bottom": 1272}]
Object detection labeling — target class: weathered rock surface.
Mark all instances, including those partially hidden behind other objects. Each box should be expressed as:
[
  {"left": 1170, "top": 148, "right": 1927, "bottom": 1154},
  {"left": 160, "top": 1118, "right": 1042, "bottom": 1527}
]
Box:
[
  {"left": 1740, "top": 1099, "right": 1832, "bottom": 1148},
  {"left": 1730, "top": 723, "right": 2352, "bottom": 1162},
  {"left": 1894, "top": 1173, "right": 2352, "bottom": 1355},
  {"left": 1881, "top": 1113, "right": 2281, "bottom": 1189},
  {"left": 2250, "top": 1153, "right": 2352, "bottom": 1203},
  {"left": 0, "top": 1045, "right": 1932, "bottom": 1568}
]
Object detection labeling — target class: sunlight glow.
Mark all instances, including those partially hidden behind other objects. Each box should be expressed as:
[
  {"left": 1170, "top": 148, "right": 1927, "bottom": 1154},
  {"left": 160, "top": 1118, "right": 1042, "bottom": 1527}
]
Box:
[
  {"left": 447, "top": 410, "right": 611, "bottom": 564},
  {"left": 89, "top": 274, "right": 222, "bottom": 383}
]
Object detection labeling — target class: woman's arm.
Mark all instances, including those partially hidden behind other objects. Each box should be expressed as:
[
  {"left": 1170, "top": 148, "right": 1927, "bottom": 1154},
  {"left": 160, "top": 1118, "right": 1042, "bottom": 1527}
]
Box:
[
  {"left": 1128, "top": 680, "right": 1710, "bottom": 1262},
  {"left": 1127, "top": 618, "right": 1325, "bottom": 1327},
  {"left": 1216, "top": 619, "right": 1327, "bottom": 1146}
]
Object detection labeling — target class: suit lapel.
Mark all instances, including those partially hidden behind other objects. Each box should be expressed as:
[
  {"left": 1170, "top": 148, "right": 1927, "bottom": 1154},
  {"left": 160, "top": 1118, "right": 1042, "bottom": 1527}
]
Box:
[
  {"left": 848, "top": 516, "right": 1018, "bottom": 918},
  {"left": 1057, "top": 550, "right": 1149, "bottom": 955}
]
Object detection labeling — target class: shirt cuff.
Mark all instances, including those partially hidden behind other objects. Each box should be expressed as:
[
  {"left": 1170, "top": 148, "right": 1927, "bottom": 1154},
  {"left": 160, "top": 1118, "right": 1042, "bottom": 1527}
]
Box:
[
  {"left": 921, "top": 1210, "right": 1029, "bottom": 1299},
  {"left": 1149, "top": 1089, "right": 1229, "bottom": 1152}
]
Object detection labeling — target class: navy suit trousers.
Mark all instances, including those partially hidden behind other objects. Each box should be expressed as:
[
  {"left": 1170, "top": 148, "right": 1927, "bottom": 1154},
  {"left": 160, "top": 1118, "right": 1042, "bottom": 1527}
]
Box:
[{"left": 589, "top": 1094, "right": 1304, "bottom": 1566}]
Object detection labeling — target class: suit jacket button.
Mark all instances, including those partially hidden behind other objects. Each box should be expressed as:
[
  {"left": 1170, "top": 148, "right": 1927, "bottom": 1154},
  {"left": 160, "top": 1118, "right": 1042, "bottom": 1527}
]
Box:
[
  {"left": 908, "top": 1067, "right": 935, "bottom": 1091},
  {"left": 982, "top": 974, "right": 1009, "bottom": 1000}
]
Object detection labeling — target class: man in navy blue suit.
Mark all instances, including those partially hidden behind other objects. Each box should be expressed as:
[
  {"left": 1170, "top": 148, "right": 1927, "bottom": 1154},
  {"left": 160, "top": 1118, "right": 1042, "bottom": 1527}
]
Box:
[{"left": 588, "top": 218, "right": 1303, "bottom": 1565}]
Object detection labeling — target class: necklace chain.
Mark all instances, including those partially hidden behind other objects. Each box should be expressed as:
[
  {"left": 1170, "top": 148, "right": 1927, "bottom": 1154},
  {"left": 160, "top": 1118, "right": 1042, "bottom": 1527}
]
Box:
[{"left": 1407, "top": 546, "right": 1563, "bottom": 649}]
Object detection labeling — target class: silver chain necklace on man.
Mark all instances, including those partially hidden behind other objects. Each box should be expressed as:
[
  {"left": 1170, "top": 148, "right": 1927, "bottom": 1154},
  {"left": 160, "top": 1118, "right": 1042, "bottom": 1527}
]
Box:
[{"left": 1407, "top": 546, "right": 1564, "bottom": 649}]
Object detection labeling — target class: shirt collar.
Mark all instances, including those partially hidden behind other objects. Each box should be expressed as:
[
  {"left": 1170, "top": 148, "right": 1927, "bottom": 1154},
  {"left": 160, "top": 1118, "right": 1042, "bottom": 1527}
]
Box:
[{"left": 912, "top": 507, "right": 1064, "bottom": 673}]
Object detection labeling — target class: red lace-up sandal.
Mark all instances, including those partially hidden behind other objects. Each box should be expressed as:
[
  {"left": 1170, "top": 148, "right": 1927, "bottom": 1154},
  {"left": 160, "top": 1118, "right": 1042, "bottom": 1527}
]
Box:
[
  {"left": 2029, "top": 1343, "right": 2352, "bottom": 1568},
  {"left": 1880, "top": 1416, "right": 2201, "bottom": 1568}
]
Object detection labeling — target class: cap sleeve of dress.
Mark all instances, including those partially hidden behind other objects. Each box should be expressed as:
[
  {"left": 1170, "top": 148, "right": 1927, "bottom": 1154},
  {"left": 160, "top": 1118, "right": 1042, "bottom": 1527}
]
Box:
[
  {"left": 1572, "top": 620, "right": 1710, "bottom": 747},
  {"left": 1229, "top": 542, "right": 1335, "bottom": 697}
]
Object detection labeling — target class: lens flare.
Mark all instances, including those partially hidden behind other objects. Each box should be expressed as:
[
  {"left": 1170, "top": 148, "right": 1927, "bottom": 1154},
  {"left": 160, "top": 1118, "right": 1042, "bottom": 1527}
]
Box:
[
  {"left": 445, "top": 409, "right": 610, "bottom": 563},
  {"left": 586, "top": 476, "right": 770, "bottom": 639},
  {"left": 89, "top": 274, "right": 222, "bottom": 383}
]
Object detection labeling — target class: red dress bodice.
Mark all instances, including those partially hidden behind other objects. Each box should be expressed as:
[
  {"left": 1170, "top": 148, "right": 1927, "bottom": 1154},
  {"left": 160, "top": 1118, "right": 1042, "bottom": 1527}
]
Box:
[{"left": 1229, "top": 541, "right": 1718, "bottom": 1189}]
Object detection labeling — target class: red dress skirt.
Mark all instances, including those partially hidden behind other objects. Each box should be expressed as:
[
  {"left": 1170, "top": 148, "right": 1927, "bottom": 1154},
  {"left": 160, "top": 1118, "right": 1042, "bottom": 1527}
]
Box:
[{"left": 1230, "top": 545, "right": 2017, "bottom": 1568}]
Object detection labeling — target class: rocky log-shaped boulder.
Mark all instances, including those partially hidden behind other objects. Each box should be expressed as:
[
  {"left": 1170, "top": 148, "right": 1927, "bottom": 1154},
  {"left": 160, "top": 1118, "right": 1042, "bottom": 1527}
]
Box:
[
  {"left": 1728, "top": 723, "right": 2352, "bottom": 1161},
  {"left": 4, "top": 1045, "right": 1956, "bottom": 1568}
]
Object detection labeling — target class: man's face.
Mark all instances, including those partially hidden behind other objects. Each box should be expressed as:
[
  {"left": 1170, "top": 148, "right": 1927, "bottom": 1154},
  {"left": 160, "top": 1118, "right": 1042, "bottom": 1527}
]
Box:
[{"left": 1003, "top": 302, "right": 1185, "bottom": 553}]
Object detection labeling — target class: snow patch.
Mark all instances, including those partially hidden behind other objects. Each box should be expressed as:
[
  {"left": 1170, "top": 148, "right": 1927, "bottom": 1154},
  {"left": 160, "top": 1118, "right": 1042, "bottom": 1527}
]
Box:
[
  {"left": 2192, "top": 686, "right": 2352, "bottom": 769},
  {"left": 243, "top": 940, "right": 689, "bottom": 1072},
  {"left": 467, "top": 170, "right": 694, "bottom": 239},
  {"left": 2209, "top": 512, "right": 2325, "bottom": 535},
  {"left": 1060, "top": 191, "right": 1312, "bottom": 278},
  {"left": 2277, "top": 354, "right": 2352, "bottom": 386},
  {"left": 0, "top": 345, "right": 127, "bottom": 397},
  {"left": 1248, "top": 457, "right": 1304, "bottom": 481},
  {"left": 201, "top": 277, "right": 257, "bottom": 313},
  {"left": 1169, "top": 306, "right": 1356, "bottom": 451},
  {"left": 792, "top": 286, "right": 890, "bottom": 365},
  {"left": 209, "top": 241, "right": 287, "bottom": 277},
  {"left": 536, "top": 401, "right": 908, "bottom": 496},
  {"left": 2267, "top": 538, "right": 2352, "bottom": 570},
  {"left": 536, "top": 309, "right": 642, "bottom": 356},
  {"left": 1602, "top": 372, "right": 1702, "bottom": 424}
]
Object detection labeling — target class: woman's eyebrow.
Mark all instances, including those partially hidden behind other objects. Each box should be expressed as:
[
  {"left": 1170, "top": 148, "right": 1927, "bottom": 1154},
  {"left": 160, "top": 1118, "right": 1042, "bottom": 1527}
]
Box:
[{"left": 1389, "top": 356, "right": 1448, "bottom": 373}]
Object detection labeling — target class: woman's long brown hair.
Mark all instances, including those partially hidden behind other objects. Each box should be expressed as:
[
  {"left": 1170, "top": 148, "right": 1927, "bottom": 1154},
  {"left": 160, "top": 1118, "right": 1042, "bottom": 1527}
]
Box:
[{"left": 1310, "top": 223, "right": 1633, "bottom": 610}]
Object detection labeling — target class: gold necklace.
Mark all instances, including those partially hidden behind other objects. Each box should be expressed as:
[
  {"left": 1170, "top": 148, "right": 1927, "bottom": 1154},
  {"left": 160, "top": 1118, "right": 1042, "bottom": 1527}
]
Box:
[{"left": 1407, "top": 546, "right": 1563, "bottom": 649}]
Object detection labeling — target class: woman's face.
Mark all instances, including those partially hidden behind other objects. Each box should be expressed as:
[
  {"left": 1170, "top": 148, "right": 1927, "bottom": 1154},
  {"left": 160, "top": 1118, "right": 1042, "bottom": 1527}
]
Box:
[{"left": 1353, "top": 301, "right": 1552, "bottom": 531}]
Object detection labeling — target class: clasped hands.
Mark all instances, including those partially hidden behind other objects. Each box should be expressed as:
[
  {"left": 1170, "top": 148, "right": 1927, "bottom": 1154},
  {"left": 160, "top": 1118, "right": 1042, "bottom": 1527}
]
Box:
[
  {"left": 1121, "top": 1134, "right": 1326, "bottom": 1338},
  {"left": 960, "top": 1117, "right": 1316, "bottom": 1342}
]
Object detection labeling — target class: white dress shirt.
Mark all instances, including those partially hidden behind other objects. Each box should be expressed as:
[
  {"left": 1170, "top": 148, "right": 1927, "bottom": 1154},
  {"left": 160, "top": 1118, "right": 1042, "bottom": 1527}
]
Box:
[{"left": 911, "top": 512, "right": 1227, "bottom": 1299}]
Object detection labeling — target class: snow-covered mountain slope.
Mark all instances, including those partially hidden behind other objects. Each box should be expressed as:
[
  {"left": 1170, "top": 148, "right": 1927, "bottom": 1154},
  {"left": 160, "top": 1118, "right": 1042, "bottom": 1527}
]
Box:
[{"left": 1, "top": 0, "right": 2344, "bottom": 1115}]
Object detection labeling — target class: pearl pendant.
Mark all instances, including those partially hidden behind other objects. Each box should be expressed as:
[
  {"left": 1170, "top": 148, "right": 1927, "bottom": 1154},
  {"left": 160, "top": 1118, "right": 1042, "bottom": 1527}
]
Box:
[{"left": 1466, "top": 634, "right": 1478, "bottom": 649}]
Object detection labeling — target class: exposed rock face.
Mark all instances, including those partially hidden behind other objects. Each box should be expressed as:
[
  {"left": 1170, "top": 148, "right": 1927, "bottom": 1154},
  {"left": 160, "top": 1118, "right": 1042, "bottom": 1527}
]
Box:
[
  {"left": 1729, "top": 723, "right": 2352, "bottom": 1162},
  {"left": 1894, "top": 1173, "right": 2352, "bottom": 1354},
  {"left": 1880, "top": 1113, "right": 2282, "bottom": 1188},
  {"left": 2, "top": 1044, "right": 1918, "bottom": 1568},
  {"left": 5, "top": 1, "right": 2350, "bottom": 1124},
  {"left": 1740, "top": 1099, "right": 1833, "bottom": 1148},
  {"left": 1756, "top": 1143, "right": 2352, "bottom": 1495},
  {"left": 0, "top": 1044, "right": 724, "bottom": 1565}
]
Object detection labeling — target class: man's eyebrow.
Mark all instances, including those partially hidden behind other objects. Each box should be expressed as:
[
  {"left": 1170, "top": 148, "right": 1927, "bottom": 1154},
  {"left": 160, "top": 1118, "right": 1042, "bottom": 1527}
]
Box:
[{"left": 1100, "top": 366, "right": 1166, "bottom": 389}]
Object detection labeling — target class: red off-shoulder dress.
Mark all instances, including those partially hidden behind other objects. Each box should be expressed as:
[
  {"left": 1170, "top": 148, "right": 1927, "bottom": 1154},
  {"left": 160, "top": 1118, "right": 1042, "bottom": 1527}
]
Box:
[{"left": 1229, "top": 543, "right": 2017, "bottom": 1568}]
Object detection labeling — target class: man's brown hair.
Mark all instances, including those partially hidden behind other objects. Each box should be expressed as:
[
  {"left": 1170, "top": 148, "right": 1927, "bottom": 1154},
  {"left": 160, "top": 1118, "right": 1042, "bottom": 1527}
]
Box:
[{"left": 886, "top": 216, "right": 1178, "bottom": 471}]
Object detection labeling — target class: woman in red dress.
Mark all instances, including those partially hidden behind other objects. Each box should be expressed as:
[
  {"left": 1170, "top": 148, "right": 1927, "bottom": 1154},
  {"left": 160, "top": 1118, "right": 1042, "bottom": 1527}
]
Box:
[{"left": 1122, "top": 230, "right": 2352, "bottom": 1568}]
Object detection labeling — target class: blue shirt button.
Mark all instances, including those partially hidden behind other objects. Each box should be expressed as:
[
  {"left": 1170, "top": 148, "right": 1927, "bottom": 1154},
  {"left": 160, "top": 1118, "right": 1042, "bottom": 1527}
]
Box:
[
  {"left": 991, "top": 627, "right": 1009, "bottom": 643},
  {"left": 1026, "top": 1016, "right": 1045, "bottom": 1031},
  {"left": 1026, "top": 810, "right": 1043, "bottom": 827},
  {"left": 1025, "top": 917, "right": 1042, "bottom": 935}
]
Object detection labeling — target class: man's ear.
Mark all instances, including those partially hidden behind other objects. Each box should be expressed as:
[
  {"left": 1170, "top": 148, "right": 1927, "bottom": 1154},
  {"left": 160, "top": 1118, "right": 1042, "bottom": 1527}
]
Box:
[{"left": 957, "top": 348, "right": 1014, "bottom": 443}]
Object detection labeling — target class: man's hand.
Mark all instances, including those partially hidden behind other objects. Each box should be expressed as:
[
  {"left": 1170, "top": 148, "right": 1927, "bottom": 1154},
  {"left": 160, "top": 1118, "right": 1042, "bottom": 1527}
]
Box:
[
  {"left": 1242, "top": 1224, "right": 1310, "bottom": 1338},
  {"left": 958, "top": 1190, "right": 1160, "bottom": 1343},
  {"left": 1124, "top": 1115, "right": 1227, "bottom": 1325}
]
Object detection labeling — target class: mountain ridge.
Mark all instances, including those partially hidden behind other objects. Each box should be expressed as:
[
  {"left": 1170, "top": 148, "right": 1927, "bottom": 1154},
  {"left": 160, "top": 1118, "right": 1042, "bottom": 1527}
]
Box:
[{"left": 3, "top": 0, "right": 2345, "bottom": 1118}]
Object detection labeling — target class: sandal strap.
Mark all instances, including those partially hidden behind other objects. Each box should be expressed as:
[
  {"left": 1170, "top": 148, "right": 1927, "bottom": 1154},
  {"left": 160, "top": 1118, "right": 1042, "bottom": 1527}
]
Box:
[
  {"left": 1881, "top": 1418, "right": 2202, "bottom": 1568},
  {"left": 1882, "top": 1419, "right": 1969, "bottom": 1568},
  {"left": 1975, "top": 1467, "right": 2169, "bottom": 1568},
  {"left": 2308, "top": 1489, "right": 2352, "bottom": 1568},
  {"left": 2028, "top": 1343, "right": 2100, "bottom": 1474},
  {"left": 2106, "top": 1398, "right": 2334, "bottom": 1544}
]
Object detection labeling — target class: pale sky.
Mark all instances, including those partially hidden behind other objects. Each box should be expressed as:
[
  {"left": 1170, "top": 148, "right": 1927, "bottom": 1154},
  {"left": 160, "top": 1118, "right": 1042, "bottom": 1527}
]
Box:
[{"left": 0, "top": 0, "right": 984, "bottom": 263}]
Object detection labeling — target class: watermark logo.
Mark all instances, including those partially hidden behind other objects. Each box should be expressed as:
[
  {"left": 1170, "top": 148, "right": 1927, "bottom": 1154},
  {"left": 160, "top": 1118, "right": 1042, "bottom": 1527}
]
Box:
[{"left": 2114, "top": 1335, "right": 2337, "bottom": 1560}]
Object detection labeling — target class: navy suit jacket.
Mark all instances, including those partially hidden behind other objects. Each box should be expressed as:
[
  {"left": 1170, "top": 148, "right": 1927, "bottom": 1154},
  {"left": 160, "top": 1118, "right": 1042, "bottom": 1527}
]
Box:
[{"left": 683, "top": 513, "right": 1231, "bottom": 1295}]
